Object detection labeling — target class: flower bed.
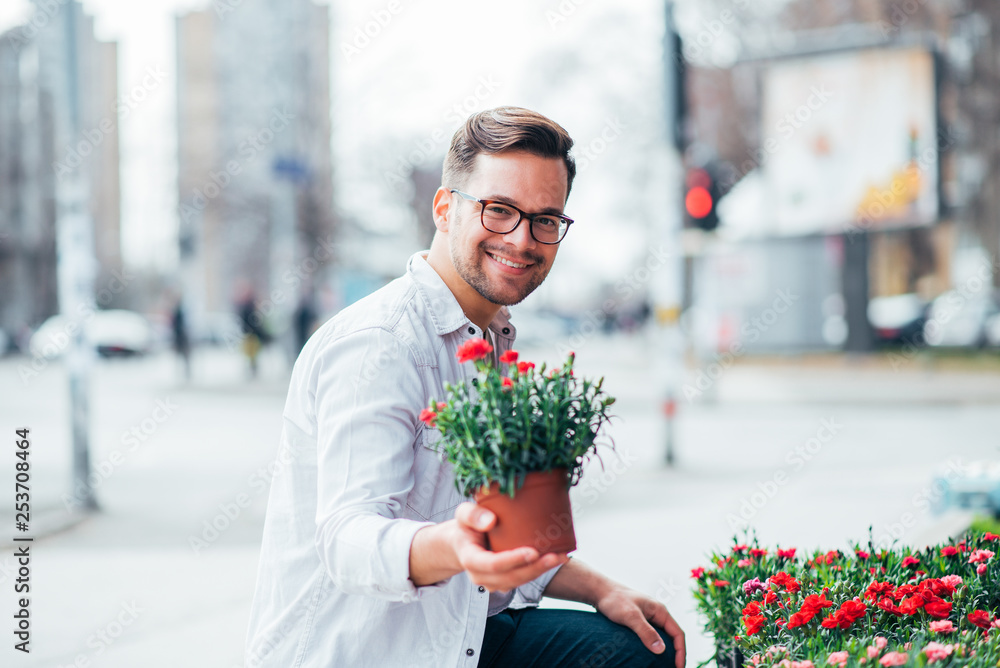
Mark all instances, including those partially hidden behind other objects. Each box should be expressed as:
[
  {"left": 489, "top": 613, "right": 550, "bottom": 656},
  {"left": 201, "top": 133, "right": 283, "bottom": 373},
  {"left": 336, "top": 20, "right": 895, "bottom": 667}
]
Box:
[{"left": 692, "top": 532, "right": 1000, "bottom": 668}]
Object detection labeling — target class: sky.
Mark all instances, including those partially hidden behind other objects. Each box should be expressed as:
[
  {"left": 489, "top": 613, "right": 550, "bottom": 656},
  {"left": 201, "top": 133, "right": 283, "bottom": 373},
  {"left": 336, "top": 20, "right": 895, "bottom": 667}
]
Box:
[{"left": 1, "top": 0, "right": 694, "bottom": 306}]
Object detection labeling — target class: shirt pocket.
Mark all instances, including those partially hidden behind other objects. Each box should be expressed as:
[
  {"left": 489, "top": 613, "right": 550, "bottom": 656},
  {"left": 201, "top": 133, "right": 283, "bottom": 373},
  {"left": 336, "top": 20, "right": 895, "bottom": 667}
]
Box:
[{"left": 405, "top": 427, "right": 465, "bottom": 522}]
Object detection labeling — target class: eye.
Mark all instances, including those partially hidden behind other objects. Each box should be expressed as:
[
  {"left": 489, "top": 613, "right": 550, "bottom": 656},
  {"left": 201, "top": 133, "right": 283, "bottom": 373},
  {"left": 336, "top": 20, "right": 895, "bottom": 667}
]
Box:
[
  {"left": 486, "top": 204, "right": 515, "bottom": 217},
  {"left": 534, "top": 216, "right": 560, "bottom": 229}
]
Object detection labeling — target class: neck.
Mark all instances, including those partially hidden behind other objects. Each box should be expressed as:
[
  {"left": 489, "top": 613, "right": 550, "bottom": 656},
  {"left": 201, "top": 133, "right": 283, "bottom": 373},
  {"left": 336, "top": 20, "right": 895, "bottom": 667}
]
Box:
[{"left": 424, "top": 242, "right": 500, "bottom": 334}]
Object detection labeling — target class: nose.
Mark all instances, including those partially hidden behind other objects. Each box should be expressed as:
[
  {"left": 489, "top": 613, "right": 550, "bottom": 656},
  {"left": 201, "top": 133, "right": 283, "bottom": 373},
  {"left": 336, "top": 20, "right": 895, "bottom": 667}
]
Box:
[{"left": 501, "top": 215, "right": 537, "bottom": 250}]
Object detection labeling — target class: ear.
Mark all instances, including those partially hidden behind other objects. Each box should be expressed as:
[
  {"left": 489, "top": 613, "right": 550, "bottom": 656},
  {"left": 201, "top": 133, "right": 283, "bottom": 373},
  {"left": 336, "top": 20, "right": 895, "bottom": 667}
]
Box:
[{"left": 432, "top": 187, "right": 453, "bottom": 232}]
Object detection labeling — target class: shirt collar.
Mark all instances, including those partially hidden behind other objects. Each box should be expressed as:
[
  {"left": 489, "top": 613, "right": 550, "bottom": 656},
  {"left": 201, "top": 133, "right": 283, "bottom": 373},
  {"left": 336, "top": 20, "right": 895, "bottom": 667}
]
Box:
[{"left": 406, "top": 251, "right": 516, "bottom": 340}]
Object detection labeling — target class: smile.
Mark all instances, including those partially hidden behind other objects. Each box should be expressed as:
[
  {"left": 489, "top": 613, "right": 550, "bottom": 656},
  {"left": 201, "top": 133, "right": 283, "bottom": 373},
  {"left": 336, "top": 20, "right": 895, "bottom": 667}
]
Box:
[{"left": 487, "top": 252, "right": 530, "bottom": 269}]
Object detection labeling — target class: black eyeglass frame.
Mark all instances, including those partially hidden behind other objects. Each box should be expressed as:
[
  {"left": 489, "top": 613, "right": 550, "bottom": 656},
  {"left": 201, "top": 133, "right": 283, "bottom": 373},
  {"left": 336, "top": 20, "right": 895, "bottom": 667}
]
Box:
[{"left": 448, "top": 189, "right": 574, "bottom": 245}]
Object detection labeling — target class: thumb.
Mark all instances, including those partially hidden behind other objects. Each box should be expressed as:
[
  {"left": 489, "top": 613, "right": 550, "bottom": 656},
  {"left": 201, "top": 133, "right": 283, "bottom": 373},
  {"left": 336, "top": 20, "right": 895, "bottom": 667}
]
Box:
[
  {"left": 456, "top": 502, "right": 495, "bottom": 531},
  {"left": 624, "top": 610, "right": 668, "bottom": 656}
]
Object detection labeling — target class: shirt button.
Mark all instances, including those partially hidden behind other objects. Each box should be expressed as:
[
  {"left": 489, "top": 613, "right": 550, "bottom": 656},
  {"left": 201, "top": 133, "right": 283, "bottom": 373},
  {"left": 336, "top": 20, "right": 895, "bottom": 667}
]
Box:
[
  {"left": 502, "top": 327, "right": 510, "bottom": 335},
  {"left": 478, "top": 586, "right": 486, "bottom": 593},
  {"left": 466, "top": 648, "right": 475, "bottom": 656},
  {"left": 468, "top": 326, "right": 475, "bottom": 334}
]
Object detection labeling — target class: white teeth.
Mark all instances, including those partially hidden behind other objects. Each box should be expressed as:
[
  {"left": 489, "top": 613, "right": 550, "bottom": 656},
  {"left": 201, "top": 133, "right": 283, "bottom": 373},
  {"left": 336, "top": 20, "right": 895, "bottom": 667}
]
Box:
[{"left": 489, "top": 253, "right": 527, "bottom": 269}]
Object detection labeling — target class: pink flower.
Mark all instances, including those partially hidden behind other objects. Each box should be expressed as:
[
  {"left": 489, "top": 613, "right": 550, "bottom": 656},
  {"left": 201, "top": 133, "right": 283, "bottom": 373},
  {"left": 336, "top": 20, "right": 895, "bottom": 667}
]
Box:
[
  {"left": 978, "top": 563, "right": 988, "bottom": 576},
  {"left": 929, "top": 620, "right": 955, "bottom": 634},
  {"left": 751, "top": 656, "right": 762, "bottom": 666},
  {"left": 827, "top": 652, "right": 848, "bottom": 667},
  {"left": 791, "top": 662, "right": 815, "bottom": 668},
  {"left": 738, "top": 559, "right": 752, "bottom": 568},
  {"left": 969, "top": 549, "right": 995, "bottom": 564},
  {"left": 922, "top": 642, "right": 953, "bottom": 663},
  {"left": 743, "top": 577, "right": 766, "bottom": 595},
  {"left": 875, "top": 637, "right": 888, "bottom": 651},
  {"left": 940, "top": 574, "right": 962, "bottom": 588},
  {"left": 879, "top": 652, "right": 908, "bottom": 667}
]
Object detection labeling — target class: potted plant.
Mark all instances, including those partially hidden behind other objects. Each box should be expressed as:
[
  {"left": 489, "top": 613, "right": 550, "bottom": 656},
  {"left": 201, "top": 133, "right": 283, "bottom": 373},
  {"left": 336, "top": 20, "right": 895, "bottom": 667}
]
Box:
[{"left": 419, "top": 338, "right": 616, "bottom": 554}]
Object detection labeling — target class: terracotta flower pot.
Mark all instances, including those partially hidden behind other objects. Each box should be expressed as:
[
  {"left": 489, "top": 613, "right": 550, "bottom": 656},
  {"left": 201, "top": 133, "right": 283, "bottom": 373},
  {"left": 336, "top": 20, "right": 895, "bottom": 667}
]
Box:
[{"left": 473, "top": 468, "right": 577, "bottom": 555}]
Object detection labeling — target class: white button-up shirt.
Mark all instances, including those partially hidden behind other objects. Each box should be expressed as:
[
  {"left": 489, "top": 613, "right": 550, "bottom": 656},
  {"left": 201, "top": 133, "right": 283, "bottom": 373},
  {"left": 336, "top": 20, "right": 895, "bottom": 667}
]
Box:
[{"left": 245, "top": 251, "right": 564, "bottom": 668}]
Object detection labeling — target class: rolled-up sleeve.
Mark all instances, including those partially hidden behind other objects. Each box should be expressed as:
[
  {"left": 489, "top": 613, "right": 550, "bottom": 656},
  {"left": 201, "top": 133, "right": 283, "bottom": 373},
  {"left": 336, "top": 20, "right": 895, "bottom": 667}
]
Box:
[
  {"left": 311, "top": 326, "right": 443, "bottom": 602},
  {"left": 509, "top": 561, "right": 566, "bottom": 609}
]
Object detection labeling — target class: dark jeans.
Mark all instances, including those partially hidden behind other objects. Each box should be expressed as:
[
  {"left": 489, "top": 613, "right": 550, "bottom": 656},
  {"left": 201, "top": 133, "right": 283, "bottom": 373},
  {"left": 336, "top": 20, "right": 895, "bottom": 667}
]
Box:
[{"left": 477, "top": 607, "right": 676, "bottom": 668}]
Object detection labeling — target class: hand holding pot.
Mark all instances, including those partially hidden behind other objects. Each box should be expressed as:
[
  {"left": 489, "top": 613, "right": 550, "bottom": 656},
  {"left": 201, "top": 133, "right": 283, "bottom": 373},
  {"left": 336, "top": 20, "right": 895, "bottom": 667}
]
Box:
[{"left": 451, "top": 502, "right": 569, "bottom": 593}]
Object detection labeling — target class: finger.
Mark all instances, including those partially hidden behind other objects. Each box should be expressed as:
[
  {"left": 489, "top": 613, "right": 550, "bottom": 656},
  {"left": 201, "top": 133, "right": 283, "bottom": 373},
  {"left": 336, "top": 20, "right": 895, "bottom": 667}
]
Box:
[
  {"left": 621, "top": 607, "right": 669, "bottom": 656},
  {"left": 464, "top": 551, "right": 569, "bottom": 591},
  {"left": 454, "top": 502, "right": 495, "bottom": 532},
  {"left": 645, "top": 601, "right": 686, "bottom": 668}
]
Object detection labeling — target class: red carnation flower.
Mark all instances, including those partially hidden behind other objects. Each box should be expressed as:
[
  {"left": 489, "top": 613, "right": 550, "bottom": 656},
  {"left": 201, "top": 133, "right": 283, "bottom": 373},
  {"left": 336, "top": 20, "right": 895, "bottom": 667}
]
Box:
[
  {"left": 984, "top": 533, "right": 1000, "bottom": 542},
  {"left": 788, "top": 610, "right": 815, "bottom": 629},
  {"left": 801, "top": 594, "right": 835, "bottom": 615},
  {"left": 921, "top": 578, "right": 956, "bottom": 598},
  {"left": 877, "top": 597, "right": 903, "bottom": 616},
  {"left": 501, "top": 377, "right": 514, "bottom": 389},
  {"left": 856, "top": 550, "right": 870, "bottom": 560},
  {"left": 713, "top": 580, "right": 730, "bottom": 587},
  {"left": 750, "top": 548, "right": 768, "bottom": 558},
  {"left": 499, "top": 349, "right": 518, "bottom": 364},
  {"left": 516, "top": 361, "right": 535, "bottom": 374},
  {"left": 743, "top": 615, "right": 766, "bottom": 635},
  {"left": 763, "top": 591, "right": 779, "bottom": 605},
  {"left": 902, "top": 556, "right": 920, "bottom": 568},
  {"left": 924, "top": 599, "right": 953, "bottom": 619},
  {"left": 733, "top": 544, "right": 748, "bottom": 553},
  {"left": 456, "top": 338, "right": 493, "bottom": 363},
  {"left": 968, "top": 610, "right": 992, "bottom": 629},
  {"left": 418, "top": 408, "right": 438, "bottom": 427},
  {"left": 691, "top": 567, "right": 705, "bottom": 579},
  {"left": 865, "top": 581, "right": 895, "bottom": 601},
  {"left": 839, "top": 599, "right": 867, "bottom": 623},
  {"left": 770, "top": 571, "right": 801, "bottom": 593},
  {"left": 940, "top": 546, "right": 959, "bottom": 557},
  {"left": 778, "top": 548, "right": 797, "bottom": 559},
  {"left": 899, "top": 595, "right": 925, "bottom": 616}
]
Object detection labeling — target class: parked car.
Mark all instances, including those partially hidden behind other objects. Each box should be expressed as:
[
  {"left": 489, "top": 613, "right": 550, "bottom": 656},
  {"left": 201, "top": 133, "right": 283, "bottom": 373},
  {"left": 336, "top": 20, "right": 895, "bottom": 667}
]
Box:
[
  {"left": 923, "top": 291, "right": 999, "bottom": 348},
  {"left": 29, "top": 310, "right": 153, "bottom": 359},
  {"left": 866, "top": 293, "right": 927, "bottom": 345}
]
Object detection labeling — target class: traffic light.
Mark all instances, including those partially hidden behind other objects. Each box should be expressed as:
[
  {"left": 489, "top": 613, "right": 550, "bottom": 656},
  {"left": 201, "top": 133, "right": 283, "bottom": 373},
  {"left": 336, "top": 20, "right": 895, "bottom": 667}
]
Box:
[{"left": 684, "top": 167, "right": 719, "bottom": 231}]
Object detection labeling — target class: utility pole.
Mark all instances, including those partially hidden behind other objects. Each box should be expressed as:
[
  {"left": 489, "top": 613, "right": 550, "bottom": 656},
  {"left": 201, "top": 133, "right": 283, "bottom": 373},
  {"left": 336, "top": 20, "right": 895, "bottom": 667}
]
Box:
[{"left": 43, "top": 0, "right": 98, "bottom": 510}]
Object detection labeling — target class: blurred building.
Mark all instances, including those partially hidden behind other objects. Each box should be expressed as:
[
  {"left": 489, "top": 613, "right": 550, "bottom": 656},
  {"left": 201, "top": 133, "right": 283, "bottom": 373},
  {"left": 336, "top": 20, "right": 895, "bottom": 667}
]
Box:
[
  {"left": 677, "top": 0, "right": 1000, "bottom": 353},
  {"left": 175, "top": 0, "right": 334, "bottom": 324},
  {"left": 0, "top": 2, "right": 121, "bottom": 345}
]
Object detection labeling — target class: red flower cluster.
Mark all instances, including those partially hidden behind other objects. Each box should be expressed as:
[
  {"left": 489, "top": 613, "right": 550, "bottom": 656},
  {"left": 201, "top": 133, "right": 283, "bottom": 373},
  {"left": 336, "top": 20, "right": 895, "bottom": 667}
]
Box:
[
  {"left": 770, "top": 571, "right": 802, "bottom": 593},
  {"left": 418, "top": 402, "right": 448, "bottom": 427},
  {"left": 456, "top": 338, "right": 493, "bottom": 363},
  {"left": 902, "top": 556, "right": 920, "bottom": 568},
  {"left": 941, "top": 546, "right": 959, "bottom": 557},
  {"left": 777, "top": 548, "right": 797, "bottom": 559},
  {"left": 968, "top": 610, "right": 993, "bottom": 629},
  {"left": 789, "top": 594, "right": 835, "bottom": 629},
  {"left": 864, "top": 578, "right": 955, "bottom": 619},
  {"left": 820, "top": 598, "right": 867, "bottom": 630},
  {"left": 516, "top": 361, "right": 535, "bottom": 374}
]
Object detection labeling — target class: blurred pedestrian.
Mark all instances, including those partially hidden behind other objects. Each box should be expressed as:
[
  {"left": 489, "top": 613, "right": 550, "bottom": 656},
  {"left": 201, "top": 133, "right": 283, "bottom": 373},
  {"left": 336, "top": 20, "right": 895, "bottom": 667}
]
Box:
[
  {"left": 236, "top": 288, "right": 270, "bottom": 378},
  {"left": 293, "top": 290, "right": 317, "bottom": 355},
  {"left": 170, "top": 296, "right": 192, "bottom": 381}
]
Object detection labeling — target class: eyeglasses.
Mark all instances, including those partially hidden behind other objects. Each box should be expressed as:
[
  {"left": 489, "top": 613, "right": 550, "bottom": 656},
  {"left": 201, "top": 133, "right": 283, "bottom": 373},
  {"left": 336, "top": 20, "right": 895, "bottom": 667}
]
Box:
[{"left": 449, "top": 189, "right": 573, "bottom": 245}]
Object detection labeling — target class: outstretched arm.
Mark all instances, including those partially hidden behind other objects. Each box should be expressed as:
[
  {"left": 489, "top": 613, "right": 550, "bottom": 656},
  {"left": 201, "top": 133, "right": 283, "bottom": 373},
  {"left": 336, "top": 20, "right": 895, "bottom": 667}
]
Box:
[{"left": 542, "top": 558, "right": 686, "bottom": 668}]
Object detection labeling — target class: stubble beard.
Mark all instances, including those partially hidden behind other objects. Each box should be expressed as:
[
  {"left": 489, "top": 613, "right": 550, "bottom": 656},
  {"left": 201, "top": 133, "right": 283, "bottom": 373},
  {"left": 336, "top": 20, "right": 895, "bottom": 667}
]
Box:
[{"left": 449, "top": 229, "right": 548, "bottom": 306}]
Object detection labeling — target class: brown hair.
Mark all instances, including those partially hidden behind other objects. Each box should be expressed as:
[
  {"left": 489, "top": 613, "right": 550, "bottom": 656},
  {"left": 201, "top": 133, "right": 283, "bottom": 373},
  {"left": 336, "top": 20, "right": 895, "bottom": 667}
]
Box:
[{"left": 442, "top": 106, "right": 576, "bottom": 198}]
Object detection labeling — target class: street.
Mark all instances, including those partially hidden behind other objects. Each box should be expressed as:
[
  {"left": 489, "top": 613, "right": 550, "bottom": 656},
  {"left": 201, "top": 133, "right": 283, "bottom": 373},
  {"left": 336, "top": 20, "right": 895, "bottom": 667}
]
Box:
[{"left": 0, "top": 333, "right": 997, "bottom": 667}]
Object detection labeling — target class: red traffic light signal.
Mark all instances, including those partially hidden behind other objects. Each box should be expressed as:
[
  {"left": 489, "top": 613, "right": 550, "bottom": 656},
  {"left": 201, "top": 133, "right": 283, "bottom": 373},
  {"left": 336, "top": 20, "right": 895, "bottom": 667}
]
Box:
[{"left": 684, "top": 167, "right": 718, "bottom": 231}]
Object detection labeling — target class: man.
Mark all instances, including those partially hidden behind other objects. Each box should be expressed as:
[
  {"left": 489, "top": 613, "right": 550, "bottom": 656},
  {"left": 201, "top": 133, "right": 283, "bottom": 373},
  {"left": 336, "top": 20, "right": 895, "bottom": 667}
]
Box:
[{"left": 245, "top": 107, "right": 685, "bottom": 667}]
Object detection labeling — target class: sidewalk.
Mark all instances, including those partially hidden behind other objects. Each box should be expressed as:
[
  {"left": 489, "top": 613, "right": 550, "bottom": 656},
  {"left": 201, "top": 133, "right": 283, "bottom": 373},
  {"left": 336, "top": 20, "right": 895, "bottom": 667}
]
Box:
[{"left": 0, "top": 336, "right": 996, "bottom": 667}]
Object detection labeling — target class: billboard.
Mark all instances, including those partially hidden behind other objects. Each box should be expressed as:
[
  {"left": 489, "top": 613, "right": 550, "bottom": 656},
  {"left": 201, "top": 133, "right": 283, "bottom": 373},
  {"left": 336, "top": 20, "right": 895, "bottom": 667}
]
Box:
[{"left": 756, "top": 46, "right": 939, "bottom": 236}]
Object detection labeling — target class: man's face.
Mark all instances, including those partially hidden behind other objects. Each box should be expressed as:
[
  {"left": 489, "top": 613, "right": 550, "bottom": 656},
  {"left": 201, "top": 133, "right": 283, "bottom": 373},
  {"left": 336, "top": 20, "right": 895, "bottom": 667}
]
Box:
[{"left": 446, "top": 150, "right": 569, "bottom": 307}]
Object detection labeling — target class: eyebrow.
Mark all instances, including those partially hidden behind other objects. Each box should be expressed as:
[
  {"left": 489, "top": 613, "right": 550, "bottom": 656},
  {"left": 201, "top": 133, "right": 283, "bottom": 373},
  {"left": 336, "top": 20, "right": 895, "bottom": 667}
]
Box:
[{"left": 482, "top": 193, "right": 564, "bottom": 216}]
